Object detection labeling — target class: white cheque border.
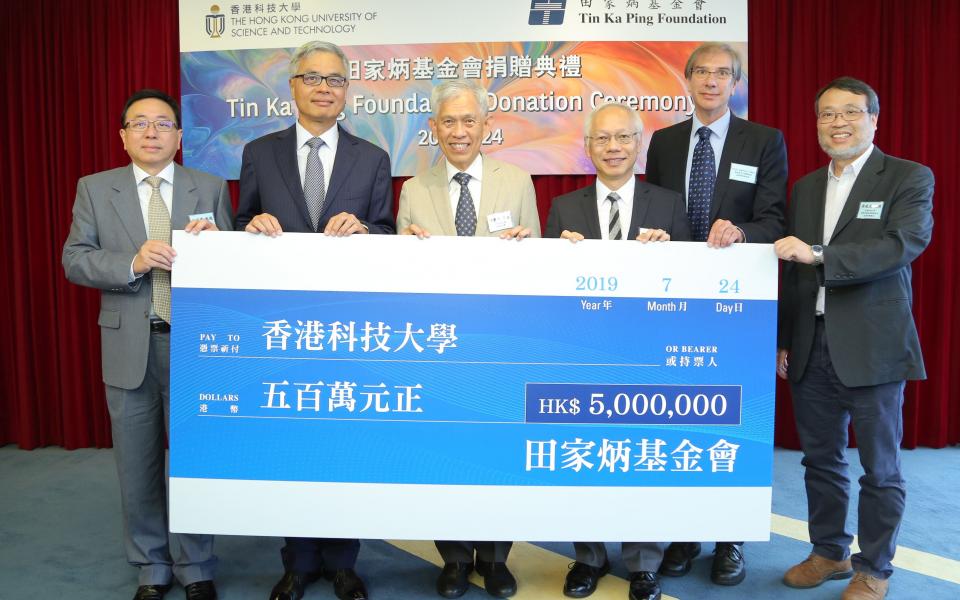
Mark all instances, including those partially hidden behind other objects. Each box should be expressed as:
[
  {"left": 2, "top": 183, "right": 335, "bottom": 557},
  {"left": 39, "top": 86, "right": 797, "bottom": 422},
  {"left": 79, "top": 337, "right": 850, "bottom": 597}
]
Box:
[
  {"left": 170, "top": 477, "right": 771, "bottom": 541},
  {"left": 172, "top": 232, "right": 778, "bottom": 301}
]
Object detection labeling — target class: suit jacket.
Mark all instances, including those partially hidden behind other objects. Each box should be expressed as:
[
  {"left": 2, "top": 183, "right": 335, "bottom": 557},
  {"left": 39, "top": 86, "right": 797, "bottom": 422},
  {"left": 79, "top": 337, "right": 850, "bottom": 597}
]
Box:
[
  {"left": 396, "top": 156, "right": 540, "bottom": 236},
  {"left": 778, "top": 147, "right": 934, "bottom": 387},
  {"left": 62, "top": 163, "right": 234, "bottom": 390},
  {"left": 645, "top": 114, "right": 787, "bottom": 243},
  {"left": 235, "top": 124, "right": 394, "bottom": 234},
  {"left": 544, "top": 178, "right": 691, "bottom": 242}
]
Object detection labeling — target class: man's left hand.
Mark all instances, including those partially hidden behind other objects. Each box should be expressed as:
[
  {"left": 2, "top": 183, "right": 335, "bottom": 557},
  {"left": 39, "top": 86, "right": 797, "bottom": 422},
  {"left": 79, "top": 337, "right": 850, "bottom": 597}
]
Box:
[
  {"left": 707, "top": 219, "right": 744, "bottom": 248},
  {"left": 774, "top": 236, "right": 815, "bottom": 264},
  {"left": 184, "top": 219, "right": 219, "bottom": 234},
  {"left": 499, "top": 225, "right": 532, "bottom": 240},
  {"left": 324, "top": 212, "right": 368, "bottom": 236}
]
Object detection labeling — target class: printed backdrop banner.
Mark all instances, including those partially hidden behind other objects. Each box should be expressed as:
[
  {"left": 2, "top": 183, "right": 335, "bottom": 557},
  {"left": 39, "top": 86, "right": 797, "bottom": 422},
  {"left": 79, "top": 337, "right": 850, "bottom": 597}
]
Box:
[
  {"left": 178, "top": 0, "right": 748, "bottom": 178},
  {"left": 169, "top": 233, "right": 776, "bottom": 541}
]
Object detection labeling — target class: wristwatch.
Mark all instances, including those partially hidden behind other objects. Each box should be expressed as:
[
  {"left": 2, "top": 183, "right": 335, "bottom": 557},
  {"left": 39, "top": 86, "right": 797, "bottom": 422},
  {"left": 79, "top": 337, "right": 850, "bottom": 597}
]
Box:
[{"left": 811, "top": 244, "right": 824, "bottom": 266}]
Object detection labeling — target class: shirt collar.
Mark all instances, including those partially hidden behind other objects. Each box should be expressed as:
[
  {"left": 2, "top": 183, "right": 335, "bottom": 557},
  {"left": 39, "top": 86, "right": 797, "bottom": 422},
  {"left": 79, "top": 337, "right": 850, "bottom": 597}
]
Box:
[
  {"left": 132, "top": 161, "right": 175, "bottom": 186},
  {"left": 296, "top": 120, "right": 339, "bottom": 153},
  {"left": 445, "top": 154, "right": 484, "bottom": 184},
  {"left": 597, "top": 176, "right": 635, "bottom": 203},
  {"left": 691, "top": 108, "right": 731, "bottom": 139},
  {"left": 828, "top": 144, "right": 874, "bottom": 181}
]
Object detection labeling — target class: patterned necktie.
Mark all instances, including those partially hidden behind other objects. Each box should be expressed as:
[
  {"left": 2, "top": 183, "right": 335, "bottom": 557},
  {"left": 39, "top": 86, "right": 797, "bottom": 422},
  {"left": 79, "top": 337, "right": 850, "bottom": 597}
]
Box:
[
  {"left": 453, "top": 172, "right": 477, "bottom": 236},
  {"left": 146, "top": 176, "right": 171, "bottom": 323},
  {"left": 304, "top": 137, "right": 326, "bottom": 231},
  {"left": 607, "top": 192, "right": 622, "bottom": 240},
  {"left": 688, "top": 126, "right": 716, "bottom": 242}
]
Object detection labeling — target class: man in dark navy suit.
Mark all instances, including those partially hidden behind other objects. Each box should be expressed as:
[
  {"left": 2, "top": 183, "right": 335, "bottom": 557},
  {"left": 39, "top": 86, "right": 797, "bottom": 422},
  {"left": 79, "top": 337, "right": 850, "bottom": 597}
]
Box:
[
  {"left": 236, "top": 40, "right": 394, "bottom": 600},
  {"left": 645, "top": 42, "right": 788, "bottom": 586}
]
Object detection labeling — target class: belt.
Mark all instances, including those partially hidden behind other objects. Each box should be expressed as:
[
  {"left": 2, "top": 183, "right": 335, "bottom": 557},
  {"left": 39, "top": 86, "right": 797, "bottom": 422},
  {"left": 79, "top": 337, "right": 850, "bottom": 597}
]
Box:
[{"left": 150, "top": 319, "right": 171, "bottom": 333}]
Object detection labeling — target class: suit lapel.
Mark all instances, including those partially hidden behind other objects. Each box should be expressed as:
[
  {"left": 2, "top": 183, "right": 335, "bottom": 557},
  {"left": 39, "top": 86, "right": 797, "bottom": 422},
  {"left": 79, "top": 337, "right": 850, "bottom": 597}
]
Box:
[
  {"left": 669, "top": 119, "right": 693, "bottom": 197},
  {"left": 831, "top": 148, "right": 885, "bottom": 240},
  {"left": 477, "top": 155, "right": 499, "bottom": 227},
  {"left": 325, "top": 126, "right": 357, "bottom": 213},
  {"left": 580, "top": 184, "right": 602, "bottom": 240},
  {"left": 170, "top": 164, "right": 199, "bottom": 229},
  {"left": 273, "top": 124, "right": 312, "bottom": 227},
  {"left": 630, "top": 178, "right": 651, "bottom": 238},
  {"left": 711, "top": 114, "right": 745, "bottom": 221},
  {"left": 109, "top": 165, "right": 147, "bottom": 249},
  {"left": 428, "top": 163, "right": 457, "bottom": 236},
  {"left": 805, "top": 168, "right": 829, "bottom": 243}
]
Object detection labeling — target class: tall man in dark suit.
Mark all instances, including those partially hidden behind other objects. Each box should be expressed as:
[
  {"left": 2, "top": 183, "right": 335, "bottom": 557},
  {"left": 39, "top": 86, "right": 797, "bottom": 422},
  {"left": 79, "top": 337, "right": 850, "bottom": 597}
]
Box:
[
  {"left": 236, "top": 41, "right": 395, "bottom": 600},
  {"left": 775, "top": 77, "right": 933, "bottom": 600},
  {"left": 546, "top": 102, "right": 690, "bottom": 600},
  {"left": 645, "top": 42, "right": 788, "bottom": 585},
  {"left": 63, "top": 89, "right": 231, "bottom": 600}
]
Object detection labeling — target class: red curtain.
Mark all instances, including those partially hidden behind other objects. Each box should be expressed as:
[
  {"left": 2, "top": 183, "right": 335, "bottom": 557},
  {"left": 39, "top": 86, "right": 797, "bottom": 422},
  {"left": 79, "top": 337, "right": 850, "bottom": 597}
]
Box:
[{"left": 2, "top": 0, "right": 957, "bottom": 449}]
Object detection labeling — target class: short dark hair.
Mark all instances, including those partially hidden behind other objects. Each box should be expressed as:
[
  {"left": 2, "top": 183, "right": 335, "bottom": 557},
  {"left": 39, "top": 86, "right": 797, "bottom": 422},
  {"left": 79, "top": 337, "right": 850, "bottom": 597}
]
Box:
[
  {"left": 120, "top": 89, "right": 182, "bottom": 128},
  {"left": 814, "top": 77, "right": 880, "bottom": 116}
]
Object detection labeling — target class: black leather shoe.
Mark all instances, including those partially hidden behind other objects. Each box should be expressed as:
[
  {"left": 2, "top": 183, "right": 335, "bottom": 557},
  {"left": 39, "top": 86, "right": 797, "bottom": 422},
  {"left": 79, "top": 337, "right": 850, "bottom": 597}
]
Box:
[
  {"left": 475, "top": 560, "right": 517, "bottom": 598},
  {"left": 436, "top": 562, "right": 474, "bottom": 598},
  {"left": 330, "top": 568, "right": 368, "bottom": 600},
  {"left": 658, "top": 542, "right": 701, "bottom": 577},
  {"left": 628, "top": 572, "right": 661, "bottom": 600},
  {"left": 563, "top": 561, "right": 610, "bottom": 598},
  {"left": 710, "top": 543, "right": 746, "bottom": 586},
  {"left": 184, "top": 580, "right": 217, "bottom": 600},
  {"left": 269, "top": 571, "right": 319, "bottom": 600},
  {"left": 134, "top": 584, "right": 172, "bottom": 600}
]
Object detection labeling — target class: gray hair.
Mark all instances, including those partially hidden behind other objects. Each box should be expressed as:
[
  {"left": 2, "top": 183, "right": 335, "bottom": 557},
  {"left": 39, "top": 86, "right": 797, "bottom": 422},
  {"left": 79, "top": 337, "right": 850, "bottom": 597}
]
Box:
[
  {"left": 288, "top": 41, "right": 350, "bottom": 78},
  {"left": 584, "top": 102, "right": 644, "bottom": 138},
  {"left": 684, "top": 42, "right": 743, "bottom": 83},
  {"left": 431, "top": 79, "right": 489, "bottom": 118}
]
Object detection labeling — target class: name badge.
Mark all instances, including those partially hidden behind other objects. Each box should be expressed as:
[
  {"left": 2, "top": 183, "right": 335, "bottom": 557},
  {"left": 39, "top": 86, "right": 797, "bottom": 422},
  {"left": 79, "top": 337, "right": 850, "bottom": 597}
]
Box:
[
  {"left": 729, "top": 163, "right": 758, "bottom": 184},
  {"left": 857, "top": 202, "right": 883, "bottom": 220},
  {"left": 189, "top": 211, "right": 216, "bottom": 224},
  {"left": 487, "top": 211, "right": 514, "bottom": 232}
]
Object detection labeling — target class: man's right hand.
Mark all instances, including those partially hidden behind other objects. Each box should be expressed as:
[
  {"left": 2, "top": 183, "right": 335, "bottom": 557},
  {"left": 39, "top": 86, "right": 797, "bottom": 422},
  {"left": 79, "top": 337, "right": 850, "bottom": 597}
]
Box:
[
  {"left": 245, "top": 213, "right": 283, "bottom": 236},
  {"left": 560, "top": 230, "right": 585, "bottom": 243},
  {"left": 133, "top": 239, "right": 176, "bottom": 274},
  {"left": 401, "top": 223, "right": 431, "bottom": 239}
]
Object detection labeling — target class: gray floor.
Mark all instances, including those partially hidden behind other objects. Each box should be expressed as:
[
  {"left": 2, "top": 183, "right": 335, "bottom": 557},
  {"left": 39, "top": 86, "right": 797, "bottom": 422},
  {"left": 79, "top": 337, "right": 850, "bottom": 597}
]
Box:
[{"left": 1, "top": 445, "right": 958, "bottom": 599}]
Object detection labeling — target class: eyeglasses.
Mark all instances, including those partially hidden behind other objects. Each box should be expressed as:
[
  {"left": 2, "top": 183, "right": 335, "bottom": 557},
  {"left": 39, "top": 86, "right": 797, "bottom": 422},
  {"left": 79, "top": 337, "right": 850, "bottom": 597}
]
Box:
[
  {"left": 124, "top": 119, "right": 177, "bottom": 132},
  {"left": 291, "top": 72, "right": 347, "bottom": 87},
  {"left": 691, "top": 67, "right": 734, "bottom": 81},
  {"left": 587, "top": 132, "right": 638, "bottom": 146},
  {"left": 817, "top": 109, "right": 868, "bottom": 124}
]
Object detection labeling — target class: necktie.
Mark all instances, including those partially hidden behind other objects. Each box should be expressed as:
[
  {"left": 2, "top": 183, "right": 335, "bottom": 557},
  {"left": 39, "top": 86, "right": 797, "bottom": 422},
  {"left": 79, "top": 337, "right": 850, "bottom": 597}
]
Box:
[
  {"left": 453, "top": 172, "right": 477, "bottom": 236},
  {"left": 607, "top": 192, "right": 622, "bottom": 240},
  {"left": 146, "top": 176, "right": 171, "bottom": 323},
  {"left": 304, "top": 137, "right": 326, "bottom": 231},
  {"left": 688, "top": 126, "right": 716, "bottom": 241}
]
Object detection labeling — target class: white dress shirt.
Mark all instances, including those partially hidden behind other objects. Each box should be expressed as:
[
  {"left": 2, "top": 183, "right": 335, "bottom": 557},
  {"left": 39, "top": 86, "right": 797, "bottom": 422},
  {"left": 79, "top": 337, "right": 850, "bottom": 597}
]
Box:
[{"left": 129, "top": 161, "right": 175, "bottom": 286}]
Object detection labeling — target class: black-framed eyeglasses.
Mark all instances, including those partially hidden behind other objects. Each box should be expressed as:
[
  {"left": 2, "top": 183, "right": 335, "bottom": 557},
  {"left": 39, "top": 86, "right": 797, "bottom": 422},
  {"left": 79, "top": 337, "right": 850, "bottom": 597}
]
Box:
[
  {"left": 124, "top": 119, "right": 177, "bottom": 132},
  {"left": 817, "top": 109, "right": 868, "bottom": 124},
  {"left": 587, "top": 132, "right": 638, "bottom": 146},
  {"left": 291, "top": 72, "right": 347, "bottom": 87}
]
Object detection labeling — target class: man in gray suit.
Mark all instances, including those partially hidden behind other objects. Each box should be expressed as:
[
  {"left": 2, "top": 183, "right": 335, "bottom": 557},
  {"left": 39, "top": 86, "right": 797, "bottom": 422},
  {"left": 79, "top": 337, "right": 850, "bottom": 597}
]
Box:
[
  {"left": 397, "top": 79, "right": 540, "bottom": 599},
  {"left": 775, "top": 77, "right": 934, "bottom": 600},
  {"left": 63, "top": 89, "right": 233, "bottom": 600}
]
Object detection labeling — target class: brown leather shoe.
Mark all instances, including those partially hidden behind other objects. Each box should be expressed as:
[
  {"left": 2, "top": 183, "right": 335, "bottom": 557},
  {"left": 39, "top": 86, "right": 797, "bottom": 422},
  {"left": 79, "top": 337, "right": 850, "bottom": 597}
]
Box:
[
  {"left": 783, "top": 553, "right": 853, "bottom": 588},
  {"left": 841, "top": 572, "right": 889, "bottom": 600}
]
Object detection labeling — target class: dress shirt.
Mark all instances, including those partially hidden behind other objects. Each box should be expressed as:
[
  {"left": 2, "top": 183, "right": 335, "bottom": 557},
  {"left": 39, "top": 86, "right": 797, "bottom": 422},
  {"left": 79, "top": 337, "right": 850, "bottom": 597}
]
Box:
[
  {"left": 129, "top": 161, "right": 175, "bottom": 285},
  {"left": 596, "top": 177, "right": 636, "bottom": 240},
  {"left": 816, "top": 144, "right": 874, "bottom": 314}
]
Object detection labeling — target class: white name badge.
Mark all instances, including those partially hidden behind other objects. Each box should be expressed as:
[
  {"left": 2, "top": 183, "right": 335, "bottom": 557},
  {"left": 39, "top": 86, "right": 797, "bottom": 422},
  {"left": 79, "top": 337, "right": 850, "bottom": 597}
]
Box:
[
  {"left": 487, "top": 211, "right": 515, "bottom": 232},
  {"left": 189, "top": 211, "right": 216, "bottom": 224},
  {"left": 857, "top": 202, "right": 884, "bottom": 220},
  {"left": 729, "top": 163, "right": 758, "bottom": 184}
]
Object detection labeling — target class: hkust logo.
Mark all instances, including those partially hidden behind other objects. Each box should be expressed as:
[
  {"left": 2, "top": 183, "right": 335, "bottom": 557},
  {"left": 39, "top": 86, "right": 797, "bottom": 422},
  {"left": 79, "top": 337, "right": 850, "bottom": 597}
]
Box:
[
  {"left": 529, "top": 0, "right": 567, "bottom": 25},
  {"left": 206, "top": 4, "right": 226, "bottom": 38}
]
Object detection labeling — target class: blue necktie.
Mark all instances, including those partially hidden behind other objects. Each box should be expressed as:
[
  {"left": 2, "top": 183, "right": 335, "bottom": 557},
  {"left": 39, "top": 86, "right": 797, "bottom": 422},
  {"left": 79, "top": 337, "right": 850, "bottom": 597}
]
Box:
[
  {"left": 453, "top": 172, "right": 477, "bottom": 236},
  {"left": 688, "top": 126, "right": 716, "bottom": 241}
]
